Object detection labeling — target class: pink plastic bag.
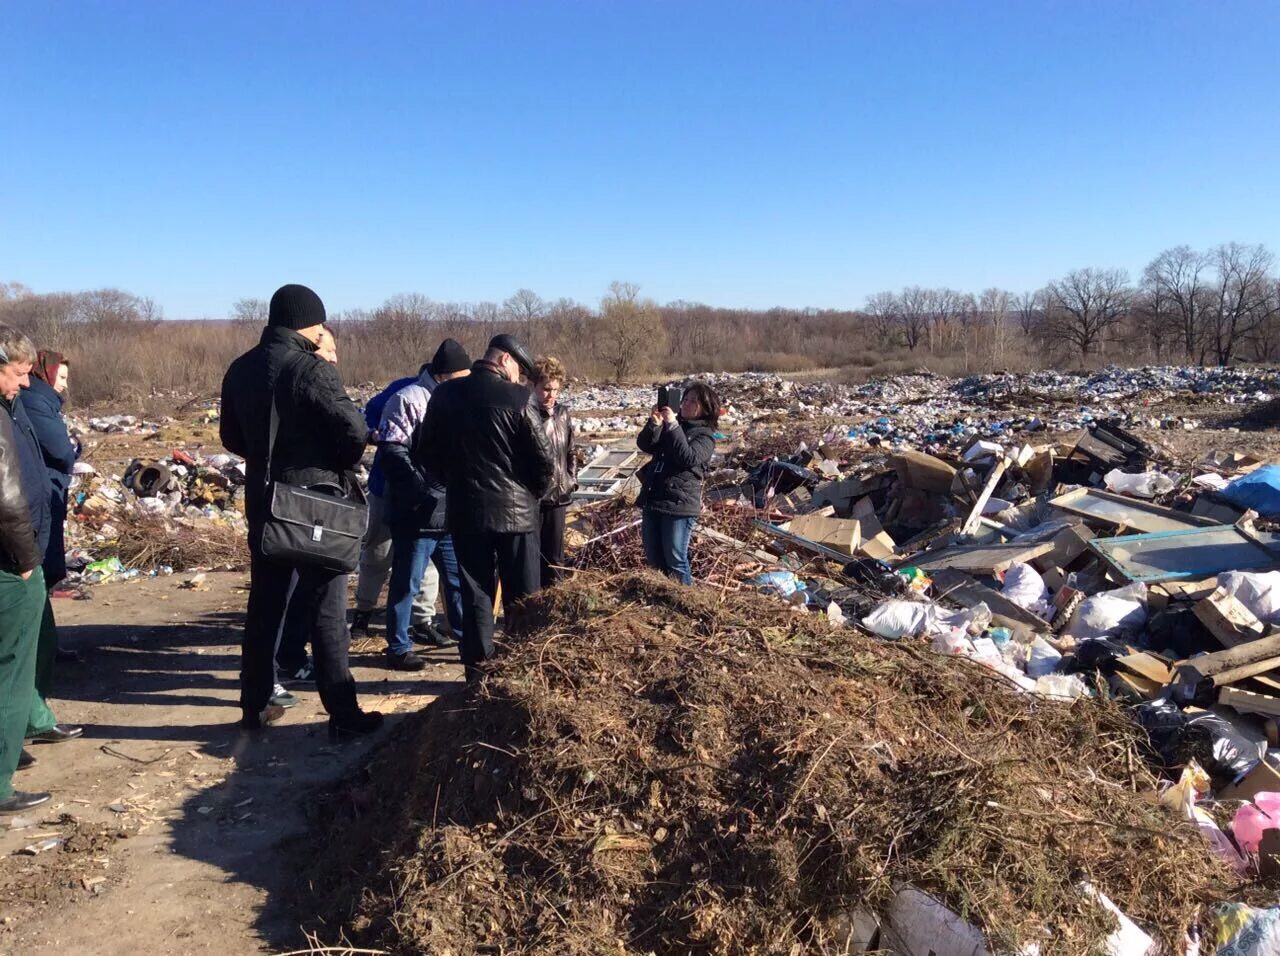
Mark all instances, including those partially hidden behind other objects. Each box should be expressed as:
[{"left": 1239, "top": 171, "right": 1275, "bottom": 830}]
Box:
[{"left": 1231, "top": 790, "right": 1280, "bottom": 853}]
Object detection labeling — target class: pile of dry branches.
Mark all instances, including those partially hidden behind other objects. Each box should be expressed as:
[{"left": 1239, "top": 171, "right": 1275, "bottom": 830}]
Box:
[
  {"left": 108, "top": 511, "right": 248, "bottom": 571},
  {"left": 303, "top": 571, "right": 1236, "bottom": 954}
]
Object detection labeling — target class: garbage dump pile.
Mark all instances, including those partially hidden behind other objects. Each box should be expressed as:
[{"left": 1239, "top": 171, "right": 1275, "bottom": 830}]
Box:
[
  {"left": 553, "top": 410, "right": 1280, "bottom": 951},
  {"left": 567, "top": 365, "right": 1280, "bottom": 438},
  {"left": 304, "top": 571, "right": 1239, "bottom": 955},
  {"left": 60, "top": 411, "right": 248, "bottom": 584}
]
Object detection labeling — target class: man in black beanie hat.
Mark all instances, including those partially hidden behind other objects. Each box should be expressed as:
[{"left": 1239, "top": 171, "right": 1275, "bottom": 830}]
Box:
[
  {"left": 417, "top": 334, "right": 554, "bottom": 682},
  {"left": 219, "top": 284, "right": 382, "bottom": 735}
]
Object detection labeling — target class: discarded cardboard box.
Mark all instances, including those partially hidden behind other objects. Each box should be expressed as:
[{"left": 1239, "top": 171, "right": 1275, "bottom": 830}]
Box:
[
  {"left": 892, "top": 451, "right": 956, "bottom": 494},
  {"left": 1217, "top": 758, "right": 1280, "bottom": 802},
  {"left": 786, "top": 511, "right": 896, "bottom": 560},
  {"left": 1195, "top": 586, "right": 1268, "bottom": 649}
]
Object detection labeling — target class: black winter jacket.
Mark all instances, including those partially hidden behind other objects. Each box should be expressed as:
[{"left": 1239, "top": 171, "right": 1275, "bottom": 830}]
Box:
[
  {"left": 418, "top": 361, "right": 555, "bottom": 535},
  {"left": 0, "top": 402, "right": 40, "bottom": 576},
  {"left": 635, "top": 416, "right": 717, "bottom": 517},
  {"left": 219, "top": 326, "right": 368, "bottom": 527},
  {"left": 537, "top": 403, "right": 576, "bottom": 507}
]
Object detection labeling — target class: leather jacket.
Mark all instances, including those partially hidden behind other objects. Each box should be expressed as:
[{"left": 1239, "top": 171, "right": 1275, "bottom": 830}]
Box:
[
  {"left": 537, "top": 403, "right": 576, "bottom": 507},
  {"left": 417, "top": 361, "right": 554, "bottom": 534},
  {"left": 0, "top": 403, "right": 41, "bottom": 575}
]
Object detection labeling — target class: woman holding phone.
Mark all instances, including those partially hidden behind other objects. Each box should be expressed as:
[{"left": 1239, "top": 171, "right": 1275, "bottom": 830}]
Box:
[{"left": 635, "top": 381, "right": 720, "bottom": 585}]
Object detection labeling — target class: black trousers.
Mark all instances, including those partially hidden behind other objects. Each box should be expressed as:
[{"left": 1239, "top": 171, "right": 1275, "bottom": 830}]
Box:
[
  {"left": 539, "top": 504, "right": 567, "bottom": 589},
  {"left": 275, "top": 572, "right": 309, "bottom": 674},
  {"left": 243, "top": 544, "right": 358, "bottom": 722},
  {"left": 452, "top": 530, "right": 540, "bottom": 674}
]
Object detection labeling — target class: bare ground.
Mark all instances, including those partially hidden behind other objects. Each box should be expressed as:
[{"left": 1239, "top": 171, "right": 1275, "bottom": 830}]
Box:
[{"left": 0, "top": 571, "right": 463, "bottom": 956}]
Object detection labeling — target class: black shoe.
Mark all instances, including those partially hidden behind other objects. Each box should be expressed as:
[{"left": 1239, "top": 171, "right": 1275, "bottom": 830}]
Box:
[
  {"left": 412, "top": 622, "right": 458, "bottom": 649},
  {"left": 0, "top": 791, "right": 51, "bottom": 814},
  {"left": 17, "top": 749, "right": 35, "bottom": 770},
  {"left": 239, "top": 703, "right": 287, "bottom": 731},
  {"left": 28, "top": 724, "right": 83, "bottom": 744},
  {"left": 328, "top": 710, "right": 385, "bottom": 741},
  {"left": 388, "top": 651, "right": 426, "bottom": 671},
  {"left": 55, "top": 648, "right": 82, "bottom": 664},
  {"left": 350, "top": 610, "right": 374, "bottom": 637}
]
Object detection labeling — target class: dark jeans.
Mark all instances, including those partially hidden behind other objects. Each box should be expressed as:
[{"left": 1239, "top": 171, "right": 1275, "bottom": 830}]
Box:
[
  {"left": 641, "top": 510, "right": 696, "bottom": 585},
  {"left": 275, "top": 572, "right": 308, "bottom": 674},
  {"left": 243, "top": 545, "right": 359, "bottom": 722},
  {"left": 539, "top": 504, "right": 567, "bottom": 589},
  {"left": 452, "top": 530, "right": 540, "bottom": 675},
  {"left": 386, "top": 533, "right": 464, "bottom": 657}
]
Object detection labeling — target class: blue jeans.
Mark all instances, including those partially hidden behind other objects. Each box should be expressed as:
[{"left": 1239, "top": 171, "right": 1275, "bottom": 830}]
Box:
[
  {"left": 641, "top": 511, "right": 696, "bottom": 586},
  {"left": 386, "top": 533, "right": 464, "bottom": 657}
]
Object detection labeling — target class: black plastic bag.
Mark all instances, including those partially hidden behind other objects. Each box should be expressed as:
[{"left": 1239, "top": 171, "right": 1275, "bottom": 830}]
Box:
[{"left": 1135, "top": 699, "right": 1262, "bottom": 788}]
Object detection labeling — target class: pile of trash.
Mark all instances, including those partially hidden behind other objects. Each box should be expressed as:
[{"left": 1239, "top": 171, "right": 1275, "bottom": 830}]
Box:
[
  {"left": 562, "top": 366, "right": 1280, "bottom": 440},
  {"left": 304, "top": 572, "right": 1239, "bottom": 954},
  {"left": 63, "top": 447, "right": 249, "bottom": 577},
  {"left": 554, "top": 409, "right": 1280, "bottom": 950}
]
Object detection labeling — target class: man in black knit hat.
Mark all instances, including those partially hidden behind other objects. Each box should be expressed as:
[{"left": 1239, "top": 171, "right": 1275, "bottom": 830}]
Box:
[{"left": 220, "top": 284, "right": 382, "bottom": 735}]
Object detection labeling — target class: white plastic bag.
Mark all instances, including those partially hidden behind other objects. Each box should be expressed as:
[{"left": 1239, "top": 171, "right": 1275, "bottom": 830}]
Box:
[
  {"left": 1000, "top": 564, "right": 1052, "bottom": 619},
  {"left": 1218, "top": 570, "right": 1280, "bottom": 625},
  {"left": 1026, "top": 636, "right": 1062, "bottom": 678},
  {"left": 1067, "top": 583, "right": 1148, "bottom": 640},
  {"left": 862, "top": 600, "right": 929, "bottom": 639},
  {"left": 1034, "top": 674, "right": 1087, "bottom": 699},
  {"left": 1103, "top": 468, "right": 1176, "bottom": 498}
]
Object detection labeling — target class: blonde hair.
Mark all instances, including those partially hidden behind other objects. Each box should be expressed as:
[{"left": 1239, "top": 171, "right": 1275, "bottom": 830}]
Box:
[{"left": 533, "top": 355, "right": 566, "bottom": 384}]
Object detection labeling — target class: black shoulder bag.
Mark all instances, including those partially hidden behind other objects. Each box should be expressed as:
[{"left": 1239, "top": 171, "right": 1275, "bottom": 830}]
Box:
[{"left": 258, "top": 365, "right": 368, "bottom": 573}]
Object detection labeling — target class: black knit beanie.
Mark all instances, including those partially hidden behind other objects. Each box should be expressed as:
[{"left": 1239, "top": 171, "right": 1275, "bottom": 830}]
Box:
[{"left": 268, "top": 284, "right": 327, "bottom": 331}]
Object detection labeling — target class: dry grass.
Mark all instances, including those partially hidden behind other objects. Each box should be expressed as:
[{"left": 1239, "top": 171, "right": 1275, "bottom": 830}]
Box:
[{"left": 301, "top": 571, "right": 1239, "bottom": 955}]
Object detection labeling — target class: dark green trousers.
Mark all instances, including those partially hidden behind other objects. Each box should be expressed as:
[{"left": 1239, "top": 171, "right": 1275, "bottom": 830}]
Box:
[
  {"left": 0, "top": 568, "right": 45, "bottom": 800},
  {"left": 26, "top": 595, "right": 59, "bottom": 735}
]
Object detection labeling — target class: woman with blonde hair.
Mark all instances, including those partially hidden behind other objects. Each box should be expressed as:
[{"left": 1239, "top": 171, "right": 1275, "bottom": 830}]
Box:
[{"left": 531, "top": 356, "right": 575, "bottom": 587}]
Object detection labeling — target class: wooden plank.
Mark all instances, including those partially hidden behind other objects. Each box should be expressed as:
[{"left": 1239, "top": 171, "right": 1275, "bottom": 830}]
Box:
[
  {"left": 753, "top": 519, "right": 852, "bottom": 565},
  {"left": 1175, "top": 633, "right": 1280, "bottom": 680},
  {"left": 1194, "top": 587, "right": 1268, "bottom": 649},
  {"left": 1115, "top": 651, "right": 1173, "bottom": 686},
  {"left": 960, "top": 459, "right": 1009, "bottom": 536},
  {"left": 1112, "top": 671, "right": 1163, "bottom": 702},
  {"left": 1049, "top": 487, "right": 1217, "bottom": 533},
  {"left": 909, "top": 540, "right": 1055, "bottom": 575},
  {"left": 1220, "top": 687, "right": 1280, "bottom": 718}
]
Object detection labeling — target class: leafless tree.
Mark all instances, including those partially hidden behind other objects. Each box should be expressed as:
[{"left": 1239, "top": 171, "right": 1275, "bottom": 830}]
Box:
[
  {"left": 863, "top": 291, "right": 901, "bottom": 346},
  {"left": 1043, "top": 267, "right": 1131, "bottom": 358},
  {"left": 923, "top": 287, "right": 962, "bottom": 351},
  {"left": 502, "top": 288, "right": 546, "bottom": 325},
  {"left": 1143, "top": 246, "right": 1211, "bottom": 361},
  {"left": 978, "top": 287, "right": 1011, "bottom": 363},
  {"left": 232, "top": 297, "right": 268, "bottom": 330},
  {"left": 1013, "top": 290, "right": 1043, "bottom": 337},
  {"left": 1204, "top": 243, "right": 1279, "bottom": 365},
  {"left": 594, "top": 281, "right": 665, "bottom": 381},
  {"left": 76, "top": 288, "right": 161, "bottom": 324},
  {"left": 898, "top": 286, "right": 930, "bottom": 351}
]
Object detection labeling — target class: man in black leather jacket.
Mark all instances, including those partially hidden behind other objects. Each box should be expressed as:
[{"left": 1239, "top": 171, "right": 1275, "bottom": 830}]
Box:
[
  {"left": 0, "top": 327, "right": 51, "bottom": 813},
  {"left": 220, "top": 285, "right": 381, "bottom": 736},
  {"left": 417, "top": 334, "right": 554, "bottom": 680}
]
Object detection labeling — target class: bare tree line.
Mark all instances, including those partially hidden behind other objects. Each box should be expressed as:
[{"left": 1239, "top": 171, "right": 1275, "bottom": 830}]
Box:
[
  {"left": 863, "top": 242, "right": 1280, "bottom": 366},
  {"left": 1, "top": 241, "right": 1277, "bottom": 404}
]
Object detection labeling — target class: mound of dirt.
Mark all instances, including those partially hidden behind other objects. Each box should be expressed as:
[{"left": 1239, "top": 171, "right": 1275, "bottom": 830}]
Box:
[{"left": 303, "top": 572, "right": 1234, "bottom": 954}]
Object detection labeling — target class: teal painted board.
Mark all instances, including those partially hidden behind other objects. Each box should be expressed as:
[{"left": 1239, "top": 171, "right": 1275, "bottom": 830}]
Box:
[{"left": 1089, "top": 525, "right": 1280, "bottom": 582}]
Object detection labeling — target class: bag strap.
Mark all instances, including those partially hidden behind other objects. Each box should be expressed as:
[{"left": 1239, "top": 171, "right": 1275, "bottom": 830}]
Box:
[{"left": 263, "top": 352, "right": 301, "bottom": 490}]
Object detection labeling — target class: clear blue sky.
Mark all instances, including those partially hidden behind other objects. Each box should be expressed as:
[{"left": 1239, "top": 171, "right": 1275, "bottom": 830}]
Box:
[{"left": 3, "top": 1, "right": 1277, "bottom": 318}]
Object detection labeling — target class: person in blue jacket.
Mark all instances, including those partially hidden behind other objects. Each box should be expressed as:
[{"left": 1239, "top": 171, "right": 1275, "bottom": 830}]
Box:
[{"left": 21, "top": 352, "right": 80, "bottom": 665}]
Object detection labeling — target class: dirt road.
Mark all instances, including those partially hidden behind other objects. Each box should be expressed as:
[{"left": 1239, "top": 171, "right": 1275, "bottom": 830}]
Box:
[{"left": 0, "top": 571, "right": 461, "bottom": 955}]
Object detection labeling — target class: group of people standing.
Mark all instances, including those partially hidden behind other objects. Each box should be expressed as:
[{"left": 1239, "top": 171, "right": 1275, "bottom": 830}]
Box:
[
  {"left": 0, "top": 328, "right": 87, "bottom": 815},
  {"left": 0, "top": 282, "right": 724, "bottom": 813},
  {"left": 218, "top": 284, "right": 583, "bottom": 732}
]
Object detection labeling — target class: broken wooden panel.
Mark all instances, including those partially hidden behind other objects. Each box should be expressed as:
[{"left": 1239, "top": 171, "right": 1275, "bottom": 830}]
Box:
[
  {"left": 1089, "top": 525, "right": 1280, "bottom": 583},
  {"left": 1049, "top": 487, "right": 1217, "bottom": 534},
  {"left": 574, "top": 448, "right": 644, "bottom": 501},
  {"left": 908, "top": 540, "right": 1054, "bottom": 575},
  {"left": 1220, "top": 687, "right": 1280, "bottom": 718},
  {"left": 1194, "top": 586, "right": 1269, "bottom": 649},
  {"left": 931, "top": 568, "right": 1049, "bottom": 635}
]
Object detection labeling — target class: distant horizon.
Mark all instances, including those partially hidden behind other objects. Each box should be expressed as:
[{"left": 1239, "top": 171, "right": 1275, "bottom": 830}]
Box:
[{"left": 4, "top": 1, "right": 1277, "bottom": 318}]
